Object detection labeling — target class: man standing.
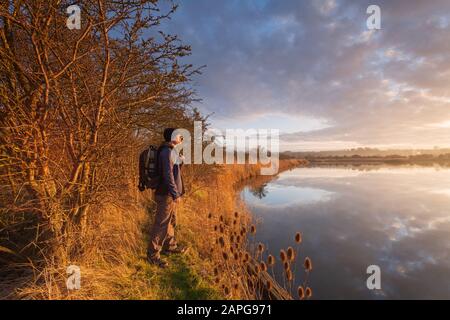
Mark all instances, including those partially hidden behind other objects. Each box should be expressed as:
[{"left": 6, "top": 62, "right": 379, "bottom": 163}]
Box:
[{"left": 148, "top": 128, "right": 187, "bottom": 268}]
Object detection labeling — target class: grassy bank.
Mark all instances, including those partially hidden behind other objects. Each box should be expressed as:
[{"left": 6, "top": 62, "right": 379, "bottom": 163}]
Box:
[{"left": 2, "top": 159, "right": 305, "bottom": 299}]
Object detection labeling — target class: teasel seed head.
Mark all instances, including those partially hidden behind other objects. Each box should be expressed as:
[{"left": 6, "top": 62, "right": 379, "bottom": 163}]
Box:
[
  {"left": 304, "top": 257, "right": 313, "bottom": 272},
  {"left": 287, "top": 246, "right": 295, "bottom": 261},
  {"left": 220, "top": 215, "right": 224, "bottom": 222},
  {"left": 295, "top": 232, "right": 302, "bottom": 244},
  {"left": 214, "top": 267, "right": 219, "bottom": 276},
  {"left": 298, "top": 286, "right": 305, "bottom": 300},
  {"left": 283, "top": 261, "right": 290, "bottom": 271},
  {"left": 250, "top": 225, "right": 256, "bottom": 234},
  {"left": 243, "top": 252, "right": 250, "bottom": 263},
  {"left": 234, "top": 211, "right": 239, "bottom": 218},
  {"left": 305, "top": 287, "right": 312, "bottom": 299},
  {"left": 246, "top": 264, "right": 253, "bottom": 275},
  {"left": 236, "top": 235, "right": 241, "bottom": 243},
  {"left": 219, "top": 224, "right": 224, "bottom": 234},
  {"left": 254, "top": 265, "right": 261, "bottom": 274},
  {"left": 234, "top": 253, "right": 239, "bottom": 261},
  {"left": 257, "top": 243, "right": 264, "bottom": 253},
  {"left": 267, "top": 255, "right": 275, "bottom": 266},
  {"left": 286, "top": 269, "right": 293, "bottom": 282},
  {"left": 260, "top": 262, "right": 267, "bottom": 272},
  {"left": 222, "top": 252, "right": 229, "bottom": 261},
  {"left": 233, "top": 283, "right": 239, "bottom": 290},
  {"left": 218, "top": 236, "right": 225, "bottom": 248},
  {"left": 280, "top": 249, "right": 287, "bottom": 262},
  {"left": 208, "top": 213, "right": 213, "bottom": 219},
  {"left": 230, "top": 234, "right": 234, "bottom": 243},
  {"left": 266, "top": 280, "right": 273, "bottom": 291},
  {"left": 224, "top": 286, "right": 230, "bottom": 296},
  {"left": 214, "top": 225, "right": 218, "bottom": 232}
]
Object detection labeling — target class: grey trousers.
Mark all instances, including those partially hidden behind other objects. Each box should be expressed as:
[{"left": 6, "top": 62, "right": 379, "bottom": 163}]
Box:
[{"left": 148, "top": 195, "right": 178, "bottom": 260}]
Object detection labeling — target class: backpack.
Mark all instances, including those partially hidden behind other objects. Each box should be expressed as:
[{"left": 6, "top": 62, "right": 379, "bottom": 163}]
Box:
[{"left": 138, "top": 145, "right": 160, "bottom": 192}]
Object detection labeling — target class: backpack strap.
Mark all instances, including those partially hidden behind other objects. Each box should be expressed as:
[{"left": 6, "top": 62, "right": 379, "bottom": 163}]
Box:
[
  {"left": 156, "top": 144, "right": 166, "bottom": 176},
  {"left": 144, "top": 147, "right": 152, "bottom": 175}
]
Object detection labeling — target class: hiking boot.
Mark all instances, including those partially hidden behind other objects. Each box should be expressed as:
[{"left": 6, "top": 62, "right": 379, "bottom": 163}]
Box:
[
  {"left": 163, "top": 245, "right": 189, "bottom": 255},
  {"left": 148, "top": 257, "right": 169, "bottom": 268}
]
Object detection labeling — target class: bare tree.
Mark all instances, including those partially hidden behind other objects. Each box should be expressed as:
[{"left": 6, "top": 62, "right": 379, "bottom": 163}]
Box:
[{"left": 0, "top": 0, "right": 200, "bottom": 264}]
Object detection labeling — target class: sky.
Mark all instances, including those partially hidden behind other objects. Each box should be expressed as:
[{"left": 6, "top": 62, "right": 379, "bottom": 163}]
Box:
[{"left": 160, "top": 0, "right": 450, "bottom": 151}]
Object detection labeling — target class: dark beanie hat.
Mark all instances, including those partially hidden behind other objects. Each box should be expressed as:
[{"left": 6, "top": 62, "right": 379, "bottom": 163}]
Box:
[{"left": 163, "top": 128, "right": 177, "bottom": 142}]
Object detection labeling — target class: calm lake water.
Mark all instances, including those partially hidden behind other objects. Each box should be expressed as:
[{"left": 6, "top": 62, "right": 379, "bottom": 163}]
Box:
[{"left": 241, "top": 165, "right": 450, "bottom": 300}]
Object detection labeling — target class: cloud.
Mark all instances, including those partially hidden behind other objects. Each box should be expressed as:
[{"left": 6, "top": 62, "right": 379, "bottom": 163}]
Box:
[{"left": 160, "top": 0, "right": 450, "bottom": 150}]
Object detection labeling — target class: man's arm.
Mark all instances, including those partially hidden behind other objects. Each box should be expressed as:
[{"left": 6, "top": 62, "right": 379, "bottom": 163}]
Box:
[{"left": 160, "top": 147, "right": 180, "bottom": 200}]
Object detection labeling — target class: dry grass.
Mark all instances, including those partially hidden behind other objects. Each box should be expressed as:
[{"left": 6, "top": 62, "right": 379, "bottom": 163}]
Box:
[
  {"left": 174, "top": 159, "right": 310, "bottom": 300},
  {"left": 0, "top": 159, "right": 308, "bottom": 300}
]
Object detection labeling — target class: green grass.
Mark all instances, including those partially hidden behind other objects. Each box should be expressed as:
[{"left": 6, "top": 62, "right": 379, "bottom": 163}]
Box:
[
  {"left": 129, "top": 252, "right": 221, "bottom": 300},
  {"left": 159, "top": 254, "right": 221, "bottom": 300},
  {"left": 137, "top": 201, "right": 221, "bottom": 300}
]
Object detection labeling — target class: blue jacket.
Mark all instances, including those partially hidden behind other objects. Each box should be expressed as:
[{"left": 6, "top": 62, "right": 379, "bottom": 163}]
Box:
[{"left": 155, "top": 142, "right": 184, "bottom": 200}]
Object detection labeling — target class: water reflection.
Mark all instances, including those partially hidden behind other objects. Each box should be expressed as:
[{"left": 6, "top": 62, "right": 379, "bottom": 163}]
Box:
[
  {"left": 249, "top": 183, "right": 269, "bottom": 199},
  {"left": 241, "top": 165, "right": 450, "bottom": 299},
  {"left": 244, "top": 184, "right": 335, "bottom": 208}
]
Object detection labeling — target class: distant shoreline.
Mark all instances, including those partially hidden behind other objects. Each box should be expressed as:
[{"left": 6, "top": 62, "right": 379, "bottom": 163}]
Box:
[{"left": 303, "top": 156, "right": 450, "bottom": 167}]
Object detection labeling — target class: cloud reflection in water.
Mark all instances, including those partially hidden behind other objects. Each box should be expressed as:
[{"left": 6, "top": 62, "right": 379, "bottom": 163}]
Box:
[{"left": 241, "top": 166, "right": 450, "bottom": 299}]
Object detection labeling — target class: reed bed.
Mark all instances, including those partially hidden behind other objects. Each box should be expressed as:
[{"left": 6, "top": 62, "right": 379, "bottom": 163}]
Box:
[{"left": 176, "top": 159, "right": 313, "bottom": 300}]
